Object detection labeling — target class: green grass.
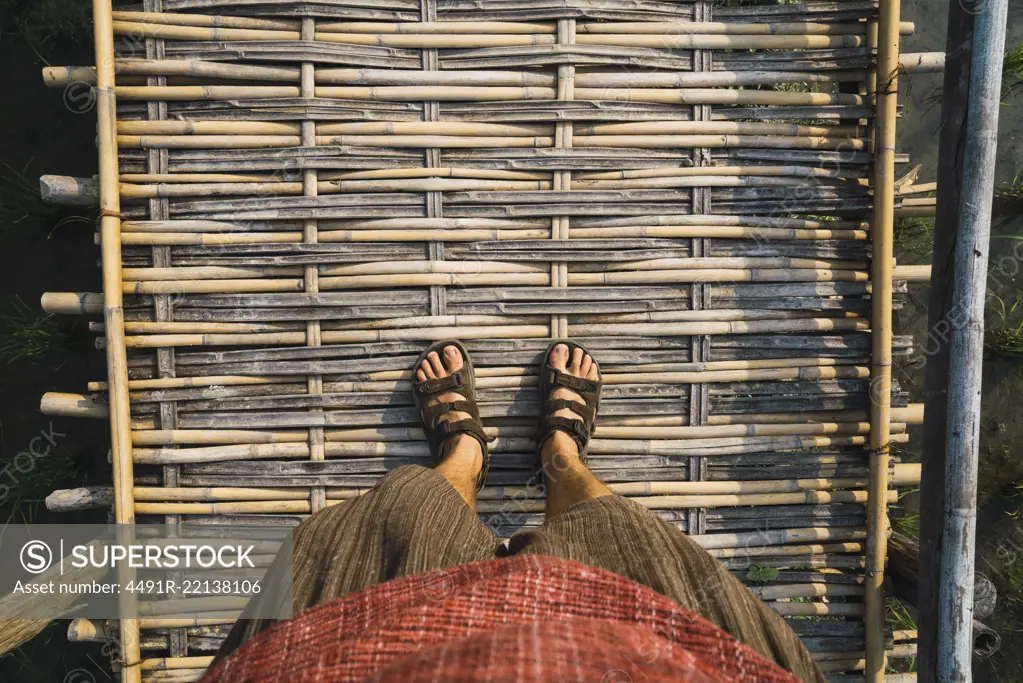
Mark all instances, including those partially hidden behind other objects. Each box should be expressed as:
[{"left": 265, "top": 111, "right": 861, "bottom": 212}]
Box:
[
  {"left": 0, "top": 298, "right": 67, "bottom": 364},
  {"left": 0, "top": 161, "right": 62, "bottom": 237},
  {"left": 887, "top": 596, "right": 917, "bottom": 632},
  {"left": 986, "top": 294, "right": 1023, "bottom": 356},
  {"left": 886, "top": 598, "right": 918, "bottom": 674},
  {"left": 894, "top": 216, "right": 935, "bottom": 254},
  {"left": 994, "top": 173, "right": 1023, "bottom": 221},
  {"left": 1003, "top": 42, "right": 1023, "bottom": 103},
  {"left": 893, "top": 512, "right": 920, "bottom": 539},
  {"left": 746, "top": 564, "right": 780, "bottom": 583},
  {"left": 0, "top": 431, "right": 79, "bottom": 524},
  {"left": 925, "top": 41, "right": 1023, "bottom": 110}
]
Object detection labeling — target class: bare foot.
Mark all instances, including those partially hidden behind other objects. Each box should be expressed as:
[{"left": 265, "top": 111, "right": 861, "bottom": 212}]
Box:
[{"left": 415, "top": 345, "right": 483, "bottom": 474}]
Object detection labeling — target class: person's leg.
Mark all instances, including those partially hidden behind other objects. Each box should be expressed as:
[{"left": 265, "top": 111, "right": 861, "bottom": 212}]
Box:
[
  {"left": 509, "top": 343, "right": 825, "bottom": 683},
  {"left": 216, "top": 345, "right": 497, "bottom": 661},
  {"left": 419, "top": 345, "right": 485, "bottom": 508},
  {"left": 538, "top": 343, "right": 611, "bottom": 517}
]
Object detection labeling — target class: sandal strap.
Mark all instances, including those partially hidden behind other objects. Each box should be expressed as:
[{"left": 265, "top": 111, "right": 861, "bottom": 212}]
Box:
[
  {"left": 416, "top": 372, "right": 465, "bottom": 395},
  {"left": 434, "top": 418, "right": 489, "bottom": 444},
  {"left": 542, "top": 398, "right": 595, "bottom": 429},
  {"left": 544, "top": 368, "right": 600, "bottom": 394},
  {"left": 538, "top": 417, "right": 590, "bottom": 448},
  {"left": 428, "top": 418, "right": 490, "bottom": 492},
  {"left": 423, "top": 399, "right": 479, "bottom": 427}
]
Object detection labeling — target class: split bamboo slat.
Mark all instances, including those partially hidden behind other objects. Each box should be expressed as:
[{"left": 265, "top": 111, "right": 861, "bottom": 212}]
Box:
[{"left": 55, "top": 0, "right": 917, "bottom": 680}]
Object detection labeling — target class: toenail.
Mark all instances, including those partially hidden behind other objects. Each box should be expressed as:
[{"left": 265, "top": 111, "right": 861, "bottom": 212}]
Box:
[{"left": 444, "top": 346, "right": 457, "bottom": 357}]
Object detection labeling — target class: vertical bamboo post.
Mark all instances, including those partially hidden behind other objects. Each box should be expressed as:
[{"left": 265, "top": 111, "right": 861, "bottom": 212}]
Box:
[
  {"left": 300, "top": 17, "right": 327, "bottom": 513},
  {"left": 917, "top": 1, "right": 977, "bottom": 678},
  {"left": 551, "top": 18, "right": 573, "bottom": 339},
  {"left": 93, "top": 0, "right": 141, "bottom": 680},
  {"left": 938, "top": 0, "right": 1008, "bottom": 679},
  {"left": 866, "top": 0, "right": 901, "bottom": 677}
]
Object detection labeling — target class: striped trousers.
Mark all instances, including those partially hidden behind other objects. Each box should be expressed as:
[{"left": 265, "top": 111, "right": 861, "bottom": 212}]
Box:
[{"left": 216, "top": 465, "right": 825, "bottom": 683}]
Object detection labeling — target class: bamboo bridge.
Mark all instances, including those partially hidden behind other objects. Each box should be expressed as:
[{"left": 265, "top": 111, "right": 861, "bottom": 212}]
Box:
[{"left": 37, "top": 0, "right": 936, "bottom": 680}]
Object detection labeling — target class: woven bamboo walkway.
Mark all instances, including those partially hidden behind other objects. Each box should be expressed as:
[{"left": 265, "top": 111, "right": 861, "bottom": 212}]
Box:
[{"left": 39, "top": 0, "right": 934, "bottom": 680}]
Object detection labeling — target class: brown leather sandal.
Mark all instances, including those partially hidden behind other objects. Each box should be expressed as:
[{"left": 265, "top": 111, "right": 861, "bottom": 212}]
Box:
[
  {"left": 535, "top": 340, "right": 603, "bottom": 478},
  {"left": 411, "top": 340, "right": 491, "bottom": 491}
]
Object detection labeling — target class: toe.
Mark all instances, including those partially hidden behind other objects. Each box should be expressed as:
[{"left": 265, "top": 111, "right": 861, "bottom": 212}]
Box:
[
  {"left": 580, "top": 355, "right": 592, "bottom": 378},
  {"left": 415, "top": 368, "right": 427, "bottom": 383},
  {"left": 570, "top": 346, "right": 584, "bottom": 373},
  {"left": 420, "top": 359, "right": 436, "bottom": 379},
  {"left": 427, "top": 350, "right": 446, "bottom": 377},
  {"left": 585, "top": 356, "right": 599, "bottom": 380},
  {"left": 550, "top": 343, "right": 569, "bottom": 370},
  {"left": 443, "top": 345, "right": 464, "bottom": 373}
]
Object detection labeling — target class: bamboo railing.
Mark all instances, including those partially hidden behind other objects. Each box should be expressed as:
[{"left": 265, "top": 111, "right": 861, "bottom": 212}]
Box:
[{"left": 40, "top": 0, "right": 923, "bottom": 680}]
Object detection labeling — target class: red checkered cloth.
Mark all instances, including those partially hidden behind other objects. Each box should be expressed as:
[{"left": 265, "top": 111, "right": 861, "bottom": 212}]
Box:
[{"left": 201, "top": 555, "right": 800, "bottom": 683}]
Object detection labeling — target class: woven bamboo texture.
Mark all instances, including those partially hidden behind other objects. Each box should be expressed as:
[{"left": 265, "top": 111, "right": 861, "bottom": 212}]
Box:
[{"left": 41, "top": 0, "right": 931, "bottom": 680}]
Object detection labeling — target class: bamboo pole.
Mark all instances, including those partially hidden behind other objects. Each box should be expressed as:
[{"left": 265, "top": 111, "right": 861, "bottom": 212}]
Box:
[
  {"left": 575, "top": 21, "right": 915, "bottom": 36},
  {"left": 574, "top": 34, "right": 864, "bottom": 49},
  {"left": 114, "top": 318, "right": 866, "bottom": 347},
  {"left": 567, "top": 270, "right": 869, "bottom": 286},
  {"left": 92, "top": 356, "right": 866, "bottom": 388},
  {"left": 121, "top": 420, "right": 903, "bottom": 444},
  {"left": 568, "top": 226, "right": 867, "bottom": 240},
  {"left": 125, "top": 465, "right": 918, "bottom": 504},
  {"left": 93, "top": 0, "right": 139, "bottom": 679},
  {"left": 141, "top": 657, "right": 214, "bottom": 671},
  {"left": 126, "top": 430, "right": 901, "bottom": 465},
  {"left": 316, "top": 20, "right": 554, "bottom": 34},
  {"left": 574, "top": 89, "right": 863, "bottom": 106},
  {"left": 899, "top": 52, "right": 945, "bottom": 73},
  {"left": 865, "top": 0, "right": 902, "bottom": 676},
  {"left": 110, "top": 83, "right": 864, "bottom": 106},
  {"left": 112, "top": 131, "right": 865, "bottom": 151},
  {"left": 134, "top": 492, "right": 890, "bottom": 516},
  {"left": 112, "top": 11, "right": 297, "bottom": 30},
  {"left": 707, "top": 541, "right": 864, "bottom": 560},
  {"left": 892, "top": 265, "right": 930, "bottom": 281},
  {"left": 110, "top": 20, "right": 872, "bottom": 50},
  {"left": 40, "top": 174, "right": 98, "bottom": 206},
  {"left": 938, "top": 0, "right": 1008, "bottom": 679},
  {"left": 117, "top": 406, "right": 923, "bottom": 436},
  {"left": 917, "top": 4, "right": 977, "bottom": 678}
]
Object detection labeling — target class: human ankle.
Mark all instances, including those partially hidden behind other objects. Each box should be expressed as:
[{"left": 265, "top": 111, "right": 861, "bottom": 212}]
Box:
[
  {"left": 540, "top": 436, "right": 584, "bottom": 477},
  {"left": 443, "top": 434, "right": 483, "bottom": 471}
]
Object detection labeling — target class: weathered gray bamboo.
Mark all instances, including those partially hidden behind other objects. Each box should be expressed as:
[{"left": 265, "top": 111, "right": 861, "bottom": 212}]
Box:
[
  {"left": 47, "top": 1, "right": 922, "bottom": 678},
  {"left": 39, "top": 174, "right": 99, "bottom": 205},
  {"left": 899, "top": 52, "right": 945, "bottom": 73},
  {"left": 44, "top": 62, "right": 876, "bottom": 90},
  {"left": 917, "top": 6, "right": 979, "bottom": 679},
  {"left": 938, "top": 0, "right": 1008, "bottom": 677}
]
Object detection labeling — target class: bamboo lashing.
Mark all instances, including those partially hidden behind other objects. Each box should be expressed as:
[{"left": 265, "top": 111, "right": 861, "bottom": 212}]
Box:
[{"left": 51, "top": 0, "right": 917, "bottom": 678}]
